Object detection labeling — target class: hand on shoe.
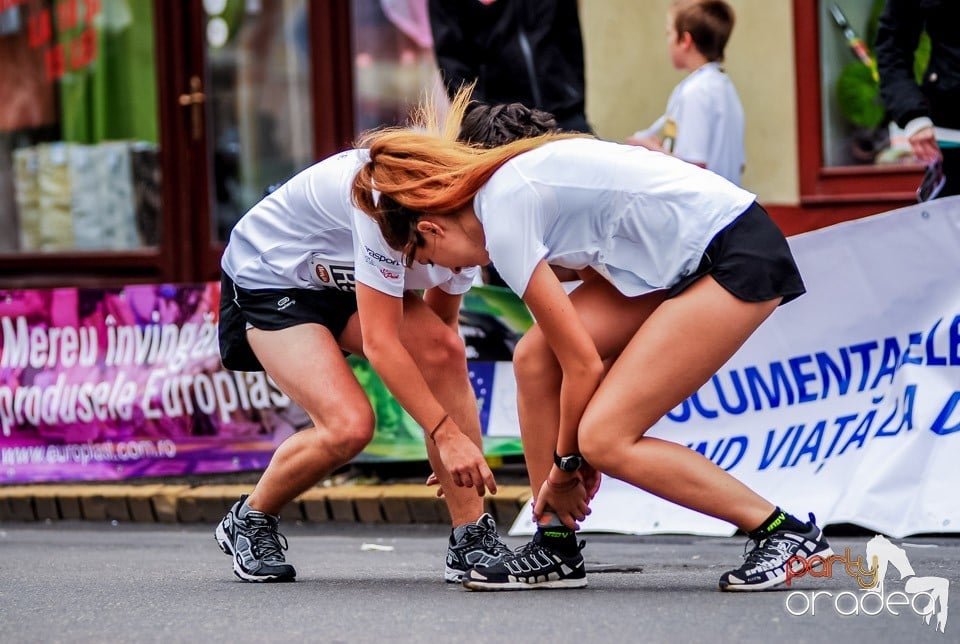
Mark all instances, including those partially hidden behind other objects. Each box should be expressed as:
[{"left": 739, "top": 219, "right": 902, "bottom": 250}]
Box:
[
  {"left": 433, "top": 422, "right": 497, "bottom": 496},
  {"left": 534, "top": 469, "right": 591, "bottom": 531}
]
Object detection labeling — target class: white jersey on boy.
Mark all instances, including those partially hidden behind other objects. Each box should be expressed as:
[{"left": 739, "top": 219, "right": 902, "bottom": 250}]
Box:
[{"left": 633, "top": 61, "right": 746, "bottom": 185}]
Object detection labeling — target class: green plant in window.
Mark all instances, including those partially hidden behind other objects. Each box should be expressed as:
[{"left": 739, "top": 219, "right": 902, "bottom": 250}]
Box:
[{"left": 836, "top": 62, "right": 885, "bottom": 128}]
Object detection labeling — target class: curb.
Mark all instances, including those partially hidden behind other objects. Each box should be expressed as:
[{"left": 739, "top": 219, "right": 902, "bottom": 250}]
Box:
[{"left": 0, "top": 484, "right": 533, "bottom": 526}]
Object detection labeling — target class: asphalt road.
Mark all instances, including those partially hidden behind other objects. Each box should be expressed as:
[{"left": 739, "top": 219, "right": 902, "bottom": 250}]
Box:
[{"left": 1, "top": 522, "right": 956, "bottom": 644}]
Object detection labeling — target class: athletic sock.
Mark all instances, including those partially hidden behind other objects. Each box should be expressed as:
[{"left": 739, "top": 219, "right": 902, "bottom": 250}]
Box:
[
  {"left": 536, "top": 514, "right": 578, "bottom": 555},
  {"left": 748, "top": 507, "right": 808, "bottom": 540}
]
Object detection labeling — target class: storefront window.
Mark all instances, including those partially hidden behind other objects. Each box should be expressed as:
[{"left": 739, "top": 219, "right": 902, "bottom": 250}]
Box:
[
  {"left": 204, "top": 0, "right": 313, "bottom": 243},
  {"left": 817, "top": 0, "right": 921, "bottom": 167},
  {"left": 351, "top": 0, "right": 445, "bottom": 135},
  {"left": 0, "top": 0, "right": 162, "bottom": 255}
]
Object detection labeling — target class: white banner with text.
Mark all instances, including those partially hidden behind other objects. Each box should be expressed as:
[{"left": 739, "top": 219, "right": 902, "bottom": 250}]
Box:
[{"left": 512, "top": 197, "right": 960, "bottom": 538}]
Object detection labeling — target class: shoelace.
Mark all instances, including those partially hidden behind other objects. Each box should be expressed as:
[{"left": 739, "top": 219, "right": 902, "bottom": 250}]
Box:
[
  {"left": 245, "top": 515, "right": 289, "bottom": 562},
  {"left": 741, "top": 533, "right": 798, "bottom": 570},
  {"left": 463, "top": 523, "right": 511, "bottom": 556},
  {"left": 512, "top": 540, "right": 545, "bottom": 559}
]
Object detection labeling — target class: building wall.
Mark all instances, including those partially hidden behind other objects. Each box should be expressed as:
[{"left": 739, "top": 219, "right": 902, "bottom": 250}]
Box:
[{"left": 580, "top": 0, "right": 800, "bottom": 205}]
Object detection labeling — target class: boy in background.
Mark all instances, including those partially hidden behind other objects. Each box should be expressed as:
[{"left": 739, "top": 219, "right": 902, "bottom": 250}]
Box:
[{"left": 627, "top": 0, "right": 745, "bottom": 186}]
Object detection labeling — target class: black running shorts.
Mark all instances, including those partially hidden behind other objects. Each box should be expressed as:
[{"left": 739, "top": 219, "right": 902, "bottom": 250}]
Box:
[
  {"left": 218, "top": 273, "right": 359, "bottom": 371},
  {"left": 667, "top": 201, "right": 806, "bottom": 305}
]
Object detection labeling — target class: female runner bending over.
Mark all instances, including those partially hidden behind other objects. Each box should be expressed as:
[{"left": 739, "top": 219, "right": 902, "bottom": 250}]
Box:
[
  {"left": 215, "top": 95, "right": 556, "bottom": 584},
  {"left": 352, "top": 95, "right": 832, "bottom": 592}
]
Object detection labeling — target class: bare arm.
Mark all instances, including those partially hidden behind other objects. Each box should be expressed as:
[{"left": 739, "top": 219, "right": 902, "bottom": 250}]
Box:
[
  {"left": 356, "top": 283, "right": 495, "bottom": 494},
  {"left": 521, "top": 261, "right": 603, "bottom": 528},
  {"left": 522, "top": 261, "right": 604, "bottom": 458},
  {"left": 423, "top": 287, "right": 461, "bottom": 331}
]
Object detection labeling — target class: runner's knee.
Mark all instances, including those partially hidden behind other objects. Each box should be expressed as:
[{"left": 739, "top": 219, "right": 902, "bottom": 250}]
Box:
[
  {"left": 578, "top": 405, "right": 654, "bottom": 472},
  {"left": 311, "top": 403, "right": 375, "bottom": 456},
  {"left": 418, "top": 325, "right": 466, "bottom": 371},
  {"left": 578, "top": 426, "right": 620, "bottom": 472},
  {"left": 513, "top": 327, "right": 557, "bottom": 383}
]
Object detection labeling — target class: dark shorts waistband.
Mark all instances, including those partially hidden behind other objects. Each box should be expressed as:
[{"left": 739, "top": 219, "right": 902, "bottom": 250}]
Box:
[{"left": 218, "top": 274, "right": 359, "bottom": 371}]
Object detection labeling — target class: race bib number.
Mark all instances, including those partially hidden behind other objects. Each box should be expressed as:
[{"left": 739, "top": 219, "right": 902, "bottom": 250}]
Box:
[{"left": 309, "top": 256, "right": 356, "bottom": 292}]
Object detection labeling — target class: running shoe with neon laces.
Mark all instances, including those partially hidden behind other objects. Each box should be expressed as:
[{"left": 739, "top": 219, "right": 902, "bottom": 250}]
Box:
[
  {"left": 461, "top": 530, "right": 587, "bottom": 591},
  {"left": 445, "top": 513, "right": 513, "bottom": 582},
  {"left": 215, "top": 495, "right": 296, "bottom": 583},
  {"left": 719, "top": 513, "right": 832, "bottom": 591}
]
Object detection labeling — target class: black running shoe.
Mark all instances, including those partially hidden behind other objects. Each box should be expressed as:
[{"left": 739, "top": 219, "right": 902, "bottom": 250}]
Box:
[
  {"left": 461, "top": 532, "right": 587, "bottom": 591},
  {"left": 445, "top": 513, "right": 512, "bottom": 582},
  {"left": 215, "top": 495, "right": 296, "bottom": 582},
  {"left": 719, "top": 513, "right": 833, "bottom": 591}
]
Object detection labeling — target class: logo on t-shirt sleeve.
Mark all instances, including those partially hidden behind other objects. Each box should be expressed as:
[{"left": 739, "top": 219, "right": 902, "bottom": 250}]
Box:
[
  {"left": 361, "top": 245, "right": 404, "bottom": 288},
  {"left": 379, "top": 268, "right": 401, "bottom": 280},
  {"left": 364, "top": 246, "right": 402, "bottom": 267}
]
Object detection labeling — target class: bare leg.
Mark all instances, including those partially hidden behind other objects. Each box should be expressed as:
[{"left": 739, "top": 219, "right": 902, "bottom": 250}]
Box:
[
  {"left": 247, "top": 293, "right": 486, "bottom": 525},
  {"left": 245, "top": 318, "right": 374, "bottom": 514},
  {"left": 513, "top": 273, "right": 667, "bottom": 497},
  {"left": 398, "top": 292, "right": 484, "bottom": 526},
  {"left": 513, "top": 325, "right": 561, "bottom": 499},
  {"left": 577, "top": 276, "right": 780, "bottom": 531}
]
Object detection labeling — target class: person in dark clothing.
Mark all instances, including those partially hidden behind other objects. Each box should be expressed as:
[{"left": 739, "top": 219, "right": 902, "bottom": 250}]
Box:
[
  {"left": 875, "top": 0, "right": 960, "bottom": 199},
  {"left": 428, "top": 0, "right": 593, "bottom": 134}
]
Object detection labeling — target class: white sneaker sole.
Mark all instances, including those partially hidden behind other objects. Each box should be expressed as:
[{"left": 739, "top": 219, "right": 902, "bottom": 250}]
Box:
[
  {"left": 462, "top": 577, "right": 587, "bottom": 591},
  {"left": 444, "top": 566, "right": 465, "bottom": 583}
]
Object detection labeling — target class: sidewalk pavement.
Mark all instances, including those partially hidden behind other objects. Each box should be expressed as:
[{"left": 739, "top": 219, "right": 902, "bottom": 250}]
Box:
[{"left": 0, "top": 482, "right": 533, "bottom": 527}]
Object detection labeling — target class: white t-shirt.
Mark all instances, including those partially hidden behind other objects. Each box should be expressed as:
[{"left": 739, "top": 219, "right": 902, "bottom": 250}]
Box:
[
  {"left": 634, "top": 62, "right": 746, "bottom": 185},
  {"left": 474, "top": 138, "right": 756, "bottom": 298},
  {"left": 221, "top": 149, "right": 477, "bottom": 297}
]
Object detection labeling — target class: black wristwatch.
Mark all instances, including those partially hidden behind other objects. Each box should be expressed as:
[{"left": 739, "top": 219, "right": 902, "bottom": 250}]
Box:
[{"left": 554, "top": 452, "right": 584, "bottom": 473}]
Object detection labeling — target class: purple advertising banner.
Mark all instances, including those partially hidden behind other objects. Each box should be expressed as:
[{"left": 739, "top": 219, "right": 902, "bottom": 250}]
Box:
[
  {"left": 0, "top": 283, "right": 297, "bottom": 483},
  {"left": 1, "top": 282, "right": 528, "bottom": 484}
]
